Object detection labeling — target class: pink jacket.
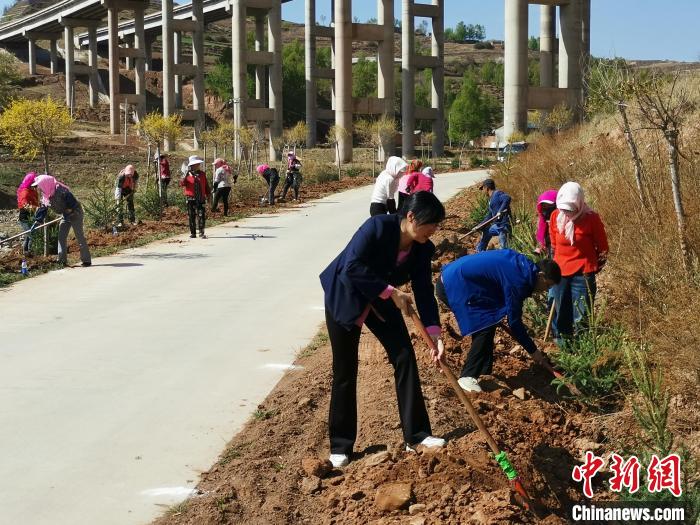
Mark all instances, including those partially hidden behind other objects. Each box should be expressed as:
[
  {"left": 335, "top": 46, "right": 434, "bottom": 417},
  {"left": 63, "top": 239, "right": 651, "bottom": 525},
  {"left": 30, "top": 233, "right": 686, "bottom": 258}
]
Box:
[{"left": 406, "top": 172, "right": 434, "bottom": 193}]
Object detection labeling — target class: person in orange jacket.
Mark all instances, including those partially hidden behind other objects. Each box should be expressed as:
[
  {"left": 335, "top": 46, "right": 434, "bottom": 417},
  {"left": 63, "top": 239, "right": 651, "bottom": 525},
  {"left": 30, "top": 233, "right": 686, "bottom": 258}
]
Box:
[
  {"left": 180, "top": 156, "right": 211, "bottom": 238},
  {"left": 549, "top": 181, "right": 608, "bottom": 344}
]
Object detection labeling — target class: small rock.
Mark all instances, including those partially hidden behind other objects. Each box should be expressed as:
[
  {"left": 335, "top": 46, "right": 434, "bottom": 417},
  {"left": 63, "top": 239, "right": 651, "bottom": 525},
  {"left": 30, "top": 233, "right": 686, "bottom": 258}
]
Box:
[
  {"left": 298, "top": 397, "right": 312, "bottom": 408},
  {"left": 573, "top": 437, "right": 603, "bottom": 454},
  {"left": 509, "top": 345, "right": 524, "bottom": 355},
  {"left": 513, "top": 387, "right": 527, "bottom": 400},
  {"left": 301, "top": 457, "right": 332, "bottom": 478},
  {"left": 364, "top": 451, "right": 391, "bottom": 467},
  {"left": 300, "top": 476, "right": 321, "bottom": 494},
  {"left": 409, "top": 518, "right": 426, "bottom": 525},
  {"left": 409, "top": 503, "right": 426, "bottom": 515},
  {"left": 374, "top": 482, "right": 412, "bottom": 511}
]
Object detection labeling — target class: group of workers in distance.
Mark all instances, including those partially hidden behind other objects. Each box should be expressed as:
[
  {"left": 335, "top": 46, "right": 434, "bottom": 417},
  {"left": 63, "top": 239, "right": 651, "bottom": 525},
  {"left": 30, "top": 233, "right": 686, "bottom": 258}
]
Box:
[
  {"left": 321, "top": 156, "right": 608, "bottom": 468},
  {"left": 256, "top": 151, "right": 303, "bottom": 206},
  {"left": 12, "top": 150, "right": 306, "bottom": 264}
]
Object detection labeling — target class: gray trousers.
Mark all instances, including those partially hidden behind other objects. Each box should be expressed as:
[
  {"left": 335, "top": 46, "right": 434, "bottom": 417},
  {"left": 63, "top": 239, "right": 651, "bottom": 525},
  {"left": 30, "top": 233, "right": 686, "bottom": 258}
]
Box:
[{"left": 58, "top": 205, "right": 91, "bottom": 265}]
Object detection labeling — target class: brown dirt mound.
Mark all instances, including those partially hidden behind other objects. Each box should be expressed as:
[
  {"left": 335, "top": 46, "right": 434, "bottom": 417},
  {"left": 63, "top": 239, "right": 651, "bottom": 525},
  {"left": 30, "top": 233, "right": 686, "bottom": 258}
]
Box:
[{"left": 153, "top": 185, "right": 613, "bottom": 525}]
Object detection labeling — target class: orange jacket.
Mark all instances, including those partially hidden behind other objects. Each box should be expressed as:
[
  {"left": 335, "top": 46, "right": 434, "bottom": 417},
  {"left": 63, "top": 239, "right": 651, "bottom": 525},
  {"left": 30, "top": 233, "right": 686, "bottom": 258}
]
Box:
[{"left": 549, "top": 209, "right": 608, "bottom": 276}]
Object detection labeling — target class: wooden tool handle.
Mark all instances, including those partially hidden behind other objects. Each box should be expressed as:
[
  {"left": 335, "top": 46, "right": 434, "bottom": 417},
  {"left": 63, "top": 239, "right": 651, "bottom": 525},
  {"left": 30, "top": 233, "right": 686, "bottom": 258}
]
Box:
[{"left": 409, "top": 308, "right": 501, "bottom": 455}]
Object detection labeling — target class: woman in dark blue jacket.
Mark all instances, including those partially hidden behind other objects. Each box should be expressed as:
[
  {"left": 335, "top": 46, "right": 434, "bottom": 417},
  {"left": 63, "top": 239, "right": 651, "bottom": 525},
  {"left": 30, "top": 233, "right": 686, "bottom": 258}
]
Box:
[{"left": 320, "top": 192, "right": 447, "bottom": 468}]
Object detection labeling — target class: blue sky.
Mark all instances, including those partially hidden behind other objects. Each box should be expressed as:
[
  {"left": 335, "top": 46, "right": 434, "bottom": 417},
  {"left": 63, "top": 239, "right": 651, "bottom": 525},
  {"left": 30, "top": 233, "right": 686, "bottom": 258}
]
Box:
[{"left": 2, "top": 0, "right": 697, "bottom": 62}]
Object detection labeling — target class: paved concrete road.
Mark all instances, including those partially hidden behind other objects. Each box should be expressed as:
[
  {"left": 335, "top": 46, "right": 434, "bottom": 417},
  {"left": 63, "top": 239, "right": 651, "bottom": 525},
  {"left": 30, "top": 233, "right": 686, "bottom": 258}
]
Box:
[{"left": 0, "top": 170, "right": 485, "bottom": 525}]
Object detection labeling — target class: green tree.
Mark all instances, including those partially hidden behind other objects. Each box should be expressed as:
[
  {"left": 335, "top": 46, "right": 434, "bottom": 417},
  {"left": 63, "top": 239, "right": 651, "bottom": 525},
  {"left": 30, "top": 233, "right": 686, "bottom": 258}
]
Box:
[
  {"left": 282, "top": 40, "right": 306, "bottom": 127},
  {"left": 352, "top": 55, "right": 377, "bottom": 98},
  {"left": 453, "top": 21, "right": 467, "bottom": 41},
  {"left": 465, "top": 23, "right": 485, "bottom": 41},
  {"left": 528, "top": 36, "right": 539, "bottom": 51},
  {"left": 205, "top": 62, "right": 232, "bottom": 100},
  {"left": 448, "top": 74, "right": 498, "bottom": 160}
]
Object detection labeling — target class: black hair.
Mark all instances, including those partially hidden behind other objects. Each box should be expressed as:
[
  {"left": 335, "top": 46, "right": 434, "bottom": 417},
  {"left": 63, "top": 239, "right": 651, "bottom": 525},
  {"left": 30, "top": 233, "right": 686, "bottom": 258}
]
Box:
[
  {"left": 398, "top": 191, "right": 446, "bottom": 225},
  {"left": 537, "top": 259, "right": 562, "bottom": 284}
]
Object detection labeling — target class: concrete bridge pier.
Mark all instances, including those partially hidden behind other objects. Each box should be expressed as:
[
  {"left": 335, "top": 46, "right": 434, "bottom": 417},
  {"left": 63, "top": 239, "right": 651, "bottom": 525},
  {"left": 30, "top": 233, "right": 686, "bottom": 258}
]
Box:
[
  {"left": 191, "top": 0, "right": 205, "bottom": 149},
  {"left": 304, "top": 0, "right": 317, "bottom": 147},
  {"left": 88, "top": 24, "right": 99, "bottom": 108},
  {"left": 27, "top": 36, "right": 37, "bottom": 75},
  {"left": 162, "top": 0, "right": 175, "bottom": 148},
  {"left": 430, "top": 0, "right": 445, "bottom": 157},
  {"left": 268, "top": 0, "right": 283, "bottom": 161},
  {"left": 255, "top": 14, "right": 266, "bottom": 103},
  {"left": 334, "top": 0, "right": 352, "bottom": 163},
  {"left": 63, "top": 25, "right": 75, "bottom": 111},
  {"left": 401, "top": 0, "right": 415, "bottom": 157},
  {"left": 174, "top": 31, "right": 182, "bottom": 108},
  {"left": 559, "top": 0, "right": 582, "bottom": 118},
  {"left": 503, "top": 0, "right": 528, "bottom": 140},
  {"left": 377, "top": 0, "right": 394, "bottom": 159},
  {"left": 133, "top": 6, "right": 146, "bottom": 121},
  {"left": 539, "top": 5, "right": 555, "bottom": 89},
  {"left": 231, "top": 0, "right": 246, "bottom": 159},
  {"left": 49, "top": 38, "right": 58, "bottom": 74},
  {"left": 144, "top": 33, "right": 154, "bottom": 71},
  {"left": 123, "top": 34, "right": 135, "bottom": 69}
]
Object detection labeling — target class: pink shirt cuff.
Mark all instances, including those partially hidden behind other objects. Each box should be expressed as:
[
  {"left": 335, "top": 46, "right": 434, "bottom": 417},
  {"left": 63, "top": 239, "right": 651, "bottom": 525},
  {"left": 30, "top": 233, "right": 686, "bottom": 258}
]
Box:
[
  {"left": 426, "top": 325, "right": 441, "bottom": 337},
  {"left": 379, "top": 285, "right": 394, "bottom": 300}
]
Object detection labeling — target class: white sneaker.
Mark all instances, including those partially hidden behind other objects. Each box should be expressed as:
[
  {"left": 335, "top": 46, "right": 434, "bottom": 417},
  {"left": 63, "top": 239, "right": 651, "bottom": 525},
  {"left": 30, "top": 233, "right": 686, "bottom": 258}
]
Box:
[
  {"left": 329, "top": 453, "right": 349, "bottom": 468},
  {"left": 458, "top": 376, "right": 483, "bottom": 393},
  {"left": 406, "top": 435, "right": 446, "bottom": 452}
]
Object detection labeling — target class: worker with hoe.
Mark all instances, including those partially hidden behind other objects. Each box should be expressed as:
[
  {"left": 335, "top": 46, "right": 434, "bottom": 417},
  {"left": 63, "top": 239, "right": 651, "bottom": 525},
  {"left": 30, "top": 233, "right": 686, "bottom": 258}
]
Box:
[
  {"left": 32, "top": 174, "right": 92, "bottom": 267},
  {"left": 211, "top": 158, "right": 235, "bottom": 216},
  {"left": 320, "top": 192, "right": 448, "bottom": 468},
  {"left": 256, "top": 163, "right": 280, "bottom": 206},
  {"left": 476, "top": 178, "right": 512, "bottom": 252},
  {"left": 180, "top": 156, "right": 210, "bottom": 239},
  {"left": 436, "top": 249, "right": 561, "bottom": 393},
  {"left": 115, "top": 164, "right": 139, "bottom": 227},
  {"left": 280, "top": 151, "right": 303, "bottom": 202},
  {"left": 549, "top": 181, "right": 608, "bottom": 345}
]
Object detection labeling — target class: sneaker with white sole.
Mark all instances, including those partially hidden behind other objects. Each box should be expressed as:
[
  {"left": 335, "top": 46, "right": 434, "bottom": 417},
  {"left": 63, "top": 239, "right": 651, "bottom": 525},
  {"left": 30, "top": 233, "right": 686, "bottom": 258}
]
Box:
[
  {"left": 405, "top": 435, "right": 446, "bottom": 452},
  {"left": 329, "top": 453, "right": 349, "bottom": 468},
  {"left": 457, "top": 376, "right": 482, "bottom": 393}
]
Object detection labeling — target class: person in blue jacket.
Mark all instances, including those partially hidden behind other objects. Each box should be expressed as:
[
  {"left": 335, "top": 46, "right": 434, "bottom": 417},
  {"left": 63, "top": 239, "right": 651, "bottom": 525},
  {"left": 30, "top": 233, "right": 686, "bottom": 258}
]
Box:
[
  {"left": 436, "top": 249, "right": 561, "bottom": 392},
  {"left": 476, "top": 178, "right": 512, "bottom": 252},
  {"left": 320, "top": 192, "right": 447, "bottom": 468}
]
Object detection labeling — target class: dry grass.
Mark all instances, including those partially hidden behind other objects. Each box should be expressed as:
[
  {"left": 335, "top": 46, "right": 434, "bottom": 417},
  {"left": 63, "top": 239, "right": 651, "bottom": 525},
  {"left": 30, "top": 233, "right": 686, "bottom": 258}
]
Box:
[{"left": 493, "top": 107, "right": 700, "bottom": 396}]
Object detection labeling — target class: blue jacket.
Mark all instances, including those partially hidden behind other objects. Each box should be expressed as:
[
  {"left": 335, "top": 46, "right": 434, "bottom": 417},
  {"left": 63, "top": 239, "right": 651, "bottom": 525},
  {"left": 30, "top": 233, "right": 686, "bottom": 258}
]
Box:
[
  {"left": 485, "top": 190, "right": 511, "bottom": 230},
  {"left": 440, "top": 249, "right": 538, "bottom": 354},
  {"left": 320, "top": 214, "right": 440, "bottom": 330}
]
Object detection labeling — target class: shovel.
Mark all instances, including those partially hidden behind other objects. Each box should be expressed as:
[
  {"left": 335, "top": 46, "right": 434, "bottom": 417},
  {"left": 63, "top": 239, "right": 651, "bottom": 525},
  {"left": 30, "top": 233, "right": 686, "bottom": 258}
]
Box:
[
  {"left": 408, "top": 307, "right": 540, "bottom": 514},
  {"left": 457, "top": 213, "right": 501, "bottom": 242}
]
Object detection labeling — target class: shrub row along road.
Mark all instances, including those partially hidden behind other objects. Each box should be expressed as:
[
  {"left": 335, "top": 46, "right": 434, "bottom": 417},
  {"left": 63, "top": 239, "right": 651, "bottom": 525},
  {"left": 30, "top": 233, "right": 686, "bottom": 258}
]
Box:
[{"left": 0, "top": 170, "right": 485, "bottom": 525}]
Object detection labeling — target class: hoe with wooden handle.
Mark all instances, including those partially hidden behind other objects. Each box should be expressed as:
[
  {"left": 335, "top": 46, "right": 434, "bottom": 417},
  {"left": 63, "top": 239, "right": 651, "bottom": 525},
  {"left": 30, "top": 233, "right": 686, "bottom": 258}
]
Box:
[{"left": 407, "top": 307, "right": 539, "bottom": 514}]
